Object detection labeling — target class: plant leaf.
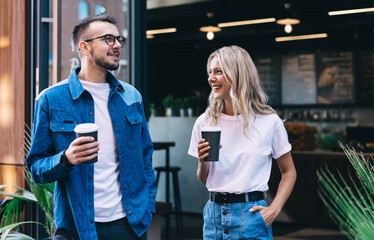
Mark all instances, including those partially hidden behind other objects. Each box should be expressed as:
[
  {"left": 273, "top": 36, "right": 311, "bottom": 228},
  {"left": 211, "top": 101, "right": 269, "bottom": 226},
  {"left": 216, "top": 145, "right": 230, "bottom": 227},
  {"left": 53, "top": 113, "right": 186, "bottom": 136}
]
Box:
[
  {"left": 0, "top": 221, "right": 45, "bottom": 240},
  {"left": 0, "top": 185, "right": 37, "bottom": 202}
]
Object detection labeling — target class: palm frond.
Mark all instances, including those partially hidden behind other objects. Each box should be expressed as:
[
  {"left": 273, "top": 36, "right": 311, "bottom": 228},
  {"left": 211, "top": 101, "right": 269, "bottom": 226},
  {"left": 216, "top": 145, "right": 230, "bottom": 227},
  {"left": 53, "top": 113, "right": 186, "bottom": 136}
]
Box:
[
  {"left": 0, "top": 124, "right": 55, "bottom": 238},
  {"left": 0, "top": 221, "right": 45, "bottom": 240}
]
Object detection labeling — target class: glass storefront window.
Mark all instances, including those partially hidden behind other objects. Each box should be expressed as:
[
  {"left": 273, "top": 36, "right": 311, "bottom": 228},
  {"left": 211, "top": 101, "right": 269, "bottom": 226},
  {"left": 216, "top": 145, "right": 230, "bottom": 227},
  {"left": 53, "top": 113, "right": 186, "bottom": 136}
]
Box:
[
  {"left": 40, "top": 0, "right": 130, "bottom": 87},
  {"left": 64, "top": 0, "right": 129, "bottom": 83}
]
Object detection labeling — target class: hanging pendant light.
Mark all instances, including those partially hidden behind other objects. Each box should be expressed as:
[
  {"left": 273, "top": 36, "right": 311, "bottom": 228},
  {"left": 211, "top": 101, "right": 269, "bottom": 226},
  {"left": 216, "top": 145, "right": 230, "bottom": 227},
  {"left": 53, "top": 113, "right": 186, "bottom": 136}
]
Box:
[
  {"left": 199, "top": 26, "right": 221, "bottom": 40},
  {"left": 276, "top": 18, "right": 300, "bottom": 34}
]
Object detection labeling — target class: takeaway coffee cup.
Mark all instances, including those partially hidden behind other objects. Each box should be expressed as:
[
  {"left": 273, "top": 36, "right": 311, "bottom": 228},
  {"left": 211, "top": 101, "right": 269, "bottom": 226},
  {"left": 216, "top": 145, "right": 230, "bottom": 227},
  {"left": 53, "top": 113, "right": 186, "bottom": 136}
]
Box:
[
  {"left": 74, "top": 123, "right": 99, "bottom": 164},
  {"left": 201, "top": 127, "right": 221, "bottom": 161}
]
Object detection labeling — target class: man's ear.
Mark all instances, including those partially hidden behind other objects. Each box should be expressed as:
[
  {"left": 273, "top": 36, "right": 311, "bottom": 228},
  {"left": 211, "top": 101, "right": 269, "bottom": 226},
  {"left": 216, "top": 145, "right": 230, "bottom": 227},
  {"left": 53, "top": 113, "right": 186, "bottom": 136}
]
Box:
[{"left": 79, "top": 41, "right": 90, "bottom": 55}]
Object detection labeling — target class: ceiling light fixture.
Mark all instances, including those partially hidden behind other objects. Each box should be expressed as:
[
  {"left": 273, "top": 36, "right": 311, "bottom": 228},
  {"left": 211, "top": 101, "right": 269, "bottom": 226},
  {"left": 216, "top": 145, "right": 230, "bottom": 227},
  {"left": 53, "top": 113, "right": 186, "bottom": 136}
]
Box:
[
  {"left": 199, "top": 26, "right": 221, "bottom": 40},
  {"left": 146, "top": 28, "right": 177, "bottom": 35},
  {"left": 218, "top": 18, "right": 276, "bottom": 28},
  {"left": 275, "top": 33, "right": 328, "bottom": 42},
  {"left": 328, "top": 7, "right": 374, "bottom": 16},
  {"left": 276, "top": 18, "right": 300, "bottom": 34}
]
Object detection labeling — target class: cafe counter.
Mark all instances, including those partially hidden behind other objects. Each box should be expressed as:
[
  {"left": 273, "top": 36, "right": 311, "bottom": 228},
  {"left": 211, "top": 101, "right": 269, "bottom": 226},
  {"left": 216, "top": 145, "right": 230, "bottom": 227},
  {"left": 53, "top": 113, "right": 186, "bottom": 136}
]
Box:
[{"left": 269, "top": 150, "right": 373, "bottom": 227}]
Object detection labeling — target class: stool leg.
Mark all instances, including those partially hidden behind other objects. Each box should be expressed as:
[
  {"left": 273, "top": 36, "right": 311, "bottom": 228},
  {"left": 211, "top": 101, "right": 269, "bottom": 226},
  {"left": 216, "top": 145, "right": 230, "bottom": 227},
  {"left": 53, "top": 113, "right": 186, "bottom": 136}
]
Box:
[
  {"left": 172, "top": 171, "right": 183, "bottom": 231},
  {"left": 156, "top": 170, "right": 161, "bottom": 187}
]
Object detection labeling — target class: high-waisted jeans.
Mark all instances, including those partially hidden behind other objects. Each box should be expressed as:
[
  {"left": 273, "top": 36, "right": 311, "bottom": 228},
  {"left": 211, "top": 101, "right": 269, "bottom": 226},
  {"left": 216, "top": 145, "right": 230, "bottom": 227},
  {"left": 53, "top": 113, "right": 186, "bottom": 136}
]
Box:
[{"left": 203, "top": 199, "right": 272, "bottom": 240}]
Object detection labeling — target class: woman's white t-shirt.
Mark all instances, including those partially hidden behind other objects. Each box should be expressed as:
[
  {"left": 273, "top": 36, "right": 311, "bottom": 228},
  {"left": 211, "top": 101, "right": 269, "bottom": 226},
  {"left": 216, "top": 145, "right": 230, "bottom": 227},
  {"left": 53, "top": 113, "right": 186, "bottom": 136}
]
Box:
[{"left": 188, "top": 112, "right": 291, "bottom": 194}]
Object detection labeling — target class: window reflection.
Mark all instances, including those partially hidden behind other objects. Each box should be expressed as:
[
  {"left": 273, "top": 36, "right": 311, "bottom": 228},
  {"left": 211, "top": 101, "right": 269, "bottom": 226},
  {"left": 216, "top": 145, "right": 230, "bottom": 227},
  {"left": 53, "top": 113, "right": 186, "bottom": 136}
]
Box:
[
  {"left": 78, "top": 1, "right": 89, "bottom": 21},
  {"left": 95, "top": 4, "right": 106, "bottom": 15}
]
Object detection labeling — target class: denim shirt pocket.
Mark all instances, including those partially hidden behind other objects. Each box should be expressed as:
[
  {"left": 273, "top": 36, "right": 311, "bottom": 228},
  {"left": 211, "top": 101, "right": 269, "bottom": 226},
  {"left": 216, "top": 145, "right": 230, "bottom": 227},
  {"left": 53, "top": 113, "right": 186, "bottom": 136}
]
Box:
[
  {"left": 125, "top": 112, "right": 142, "bottom": 148},
  {"left": 50, "top": 121, "right": 77, "bottom": 152}
]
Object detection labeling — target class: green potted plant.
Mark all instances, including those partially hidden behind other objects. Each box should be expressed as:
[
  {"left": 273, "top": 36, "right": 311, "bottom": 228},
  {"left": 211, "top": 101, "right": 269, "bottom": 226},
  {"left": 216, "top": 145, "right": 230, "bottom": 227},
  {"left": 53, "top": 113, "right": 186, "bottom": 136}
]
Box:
[
  {"left": 148, "top": 102, "right": 155, "bottom": 117},
  {"left": 174, "top": 98, "right": 186, "bottom": 117},
  {"left": 183, "top": 97, "right": 194, "bottom": 117},
  {"left": 162, "top": 95, "right": 174, "bottom": 117}
]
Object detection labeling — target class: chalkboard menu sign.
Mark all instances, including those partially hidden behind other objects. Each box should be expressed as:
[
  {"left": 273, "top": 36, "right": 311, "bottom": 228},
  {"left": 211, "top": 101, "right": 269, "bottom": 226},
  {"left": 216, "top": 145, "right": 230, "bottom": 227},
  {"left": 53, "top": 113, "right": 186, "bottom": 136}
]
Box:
[
  {"left": 255, "top": 56, "right": 280, "bottom": 105},
  {"left": 281, "top": 54, "right": 317, "bottom": 105},
  {"left": 317, "top": 52, "right": 355, "bottom": 104},
  {"left": 357, "top": 51, "right": 374, "bottom": 104}
]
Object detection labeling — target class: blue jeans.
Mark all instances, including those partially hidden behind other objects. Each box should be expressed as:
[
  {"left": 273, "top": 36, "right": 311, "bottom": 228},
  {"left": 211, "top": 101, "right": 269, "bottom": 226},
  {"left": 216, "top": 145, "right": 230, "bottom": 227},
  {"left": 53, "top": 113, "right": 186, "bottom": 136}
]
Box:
[
  {"left": 203, "top": 199, "right": 272, "bottom": 240},
  {"left": 95, "top": 217, "right": 147, "bottom": 240}
]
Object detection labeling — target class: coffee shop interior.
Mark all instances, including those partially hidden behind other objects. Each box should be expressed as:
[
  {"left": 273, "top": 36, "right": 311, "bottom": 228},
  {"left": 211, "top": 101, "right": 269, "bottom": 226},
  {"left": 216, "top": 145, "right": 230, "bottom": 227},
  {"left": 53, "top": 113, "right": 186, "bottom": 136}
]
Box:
[{"left": 1, "top": 0, "right": 374, "bottom": 239}]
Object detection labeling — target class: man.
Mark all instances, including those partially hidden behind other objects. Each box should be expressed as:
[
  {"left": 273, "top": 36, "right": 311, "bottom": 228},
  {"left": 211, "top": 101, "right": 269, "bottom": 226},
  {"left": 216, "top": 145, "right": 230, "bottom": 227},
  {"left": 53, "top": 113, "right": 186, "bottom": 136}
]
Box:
[{"left": 26, "top": 14, "right": 156, "bottom": 240}]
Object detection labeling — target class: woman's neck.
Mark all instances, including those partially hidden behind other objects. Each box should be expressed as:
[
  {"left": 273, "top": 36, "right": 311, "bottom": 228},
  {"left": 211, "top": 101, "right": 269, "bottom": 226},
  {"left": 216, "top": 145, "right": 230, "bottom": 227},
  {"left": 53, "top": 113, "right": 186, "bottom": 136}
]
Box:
[{"left": 223, "top": 99, "right": 234, "bottom": 116}]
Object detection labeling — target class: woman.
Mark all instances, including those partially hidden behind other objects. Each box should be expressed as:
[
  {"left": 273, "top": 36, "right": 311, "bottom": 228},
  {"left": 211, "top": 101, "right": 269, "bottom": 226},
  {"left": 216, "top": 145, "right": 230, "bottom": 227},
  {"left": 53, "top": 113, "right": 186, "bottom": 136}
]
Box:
[{"left": 188, "top": 46, "right": 296, "bottom": 239}]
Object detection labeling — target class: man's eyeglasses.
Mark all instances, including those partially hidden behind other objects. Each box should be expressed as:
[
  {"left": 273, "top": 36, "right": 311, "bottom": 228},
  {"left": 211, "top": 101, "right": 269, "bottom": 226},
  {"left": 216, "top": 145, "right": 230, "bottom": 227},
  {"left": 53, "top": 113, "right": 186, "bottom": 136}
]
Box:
[{"left": 84, "top": 34, "right": 126, "bottom": 48}]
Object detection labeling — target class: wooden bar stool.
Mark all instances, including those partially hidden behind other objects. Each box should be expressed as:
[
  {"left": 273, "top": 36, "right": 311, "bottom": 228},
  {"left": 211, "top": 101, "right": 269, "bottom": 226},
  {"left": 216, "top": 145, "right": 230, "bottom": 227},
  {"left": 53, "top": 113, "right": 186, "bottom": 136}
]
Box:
[{"left": 153, "top": 142, "right": 183, "bottom": 235}]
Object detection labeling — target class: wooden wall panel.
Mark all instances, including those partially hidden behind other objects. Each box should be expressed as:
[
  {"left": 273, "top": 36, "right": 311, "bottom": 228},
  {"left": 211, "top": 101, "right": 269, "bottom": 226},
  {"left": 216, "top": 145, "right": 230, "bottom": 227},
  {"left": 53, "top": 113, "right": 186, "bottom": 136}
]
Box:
[{"left": 0, "top": 0, "right": 26, "bottom": 194}]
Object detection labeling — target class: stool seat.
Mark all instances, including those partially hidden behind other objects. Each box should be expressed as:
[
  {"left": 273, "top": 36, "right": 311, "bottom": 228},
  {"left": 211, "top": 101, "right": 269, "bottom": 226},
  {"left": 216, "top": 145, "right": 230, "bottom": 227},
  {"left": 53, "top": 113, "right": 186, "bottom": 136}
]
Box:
[{"left": 154, "top": 166, "right": 181, "bottom": 171}]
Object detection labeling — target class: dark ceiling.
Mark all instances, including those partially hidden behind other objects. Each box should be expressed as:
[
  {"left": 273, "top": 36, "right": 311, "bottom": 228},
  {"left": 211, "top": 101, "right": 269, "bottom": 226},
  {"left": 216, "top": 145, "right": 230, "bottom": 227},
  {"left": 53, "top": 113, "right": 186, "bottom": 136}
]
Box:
[
  {"left": 147, "top": 0, "right": 374, "bottom": 46},
  {"left": 145, "top": 0, "right": 374, "bottom": 108}
]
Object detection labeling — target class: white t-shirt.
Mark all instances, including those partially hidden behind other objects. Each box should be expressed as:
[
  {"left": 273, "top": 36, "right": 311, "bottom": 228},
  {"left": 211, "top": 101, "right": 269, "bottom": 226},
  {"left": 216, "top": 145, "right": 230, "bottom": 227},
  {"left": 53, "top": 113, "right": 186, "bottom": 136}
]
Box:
[
  {"left": 188, "top": 112, "right": 291, "bottom": 194},
  {"left": 80, "top": 80, "right": 126, "bottom": 222}
]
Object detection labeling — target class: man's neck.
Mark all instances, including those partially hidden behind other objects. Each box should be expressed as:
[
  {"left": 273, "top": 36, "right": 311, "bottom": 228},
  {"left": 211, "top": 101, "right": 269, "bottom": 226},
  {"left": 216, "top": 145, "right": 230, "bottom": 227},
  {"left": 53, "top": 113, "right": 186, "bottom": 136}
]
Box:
[{"left": 77, "top": 64, "right": 107, "bottom": 83}]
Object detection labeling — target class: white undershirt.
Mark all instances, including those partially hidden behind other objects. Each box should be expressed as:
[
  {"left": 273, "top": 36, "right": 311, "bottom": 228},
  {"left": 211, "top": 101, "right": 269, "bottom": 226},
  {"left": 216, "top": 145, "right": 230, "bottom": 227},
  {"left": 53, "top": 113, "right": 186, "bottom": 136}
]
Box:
[
  {"left": 188, "top": 113, "right": 291, "bottom": 193},
  {"left": 80, "top": 80, "right": 126, "bottom": 222}
]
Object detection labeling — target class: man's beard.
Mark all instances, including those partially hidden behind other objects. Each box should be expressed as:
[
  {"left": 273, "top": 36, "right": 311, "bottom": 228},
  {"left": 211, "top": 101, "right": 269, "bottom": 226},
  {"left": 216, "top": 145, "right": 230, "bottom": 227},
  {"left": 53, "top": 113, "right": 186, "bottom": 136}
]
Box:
[{"left": 90, "top": 48, "right": 119, "bottom": 70}]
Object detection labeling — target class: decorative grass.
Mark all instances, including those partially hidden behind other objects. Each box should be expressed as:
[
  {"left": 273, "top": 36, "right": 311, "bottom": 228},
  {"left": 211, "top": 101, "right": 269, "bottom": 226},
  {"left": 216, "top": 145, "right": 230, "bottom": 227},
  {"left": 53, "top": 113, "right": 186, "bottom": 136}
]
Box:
[{"left": 318, "top": 142, "right": 374, "bottom": 240}]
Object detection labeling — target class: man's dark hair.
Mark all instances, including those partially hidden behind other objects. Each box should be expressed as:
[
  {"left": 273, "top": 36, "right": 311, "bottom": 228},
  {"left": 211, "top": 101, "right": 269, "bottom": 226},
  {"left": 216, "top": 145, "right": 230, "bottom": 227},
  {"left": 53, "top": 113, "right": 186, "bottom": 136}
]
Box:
[{"left": 72, "top": 14, "right": 117, "bottom": 49}]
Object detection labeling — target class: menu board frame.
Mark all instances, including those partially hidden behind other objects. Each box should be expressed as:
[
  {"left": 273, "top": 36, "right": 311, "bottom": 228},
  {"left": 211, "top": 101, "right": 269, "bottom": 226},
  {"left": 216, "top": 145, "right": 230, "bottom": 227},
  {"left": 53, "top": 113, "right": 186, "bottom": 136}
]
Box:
[
  {"left": 316, "top": 51, "right": 355, "bottom": 104},
  {"left": 254, "top": 55, "right": 281, "bottom": 106},
  {"left": 281, "top": 53, "right": 317, "bottom": 105},
  {"left": 356, "top": 50, "right": 374, "bottom": 105}
]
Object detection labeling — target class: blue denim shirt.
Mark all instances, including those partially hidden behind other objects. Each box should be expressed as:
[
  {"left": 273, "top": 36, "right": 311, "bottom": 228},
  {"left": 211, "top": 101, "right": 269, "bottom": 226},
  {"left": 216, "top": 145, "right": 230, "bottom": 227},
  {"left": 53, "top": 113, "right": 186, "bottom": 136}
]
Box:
[{"left": 26, "top": 67, "right": 156, "bottom": 239}]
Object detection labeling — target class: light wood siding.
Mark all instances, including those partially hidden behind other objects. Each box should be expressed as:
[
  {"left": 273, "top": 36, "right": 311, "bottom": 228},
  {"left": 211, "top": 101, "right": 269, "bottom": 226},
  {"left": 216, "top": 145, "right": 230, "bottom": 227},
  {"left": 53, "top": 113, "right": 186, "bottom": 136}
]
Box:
[{"left": 0, "top": 0, "right": 26, "bottom": 194}]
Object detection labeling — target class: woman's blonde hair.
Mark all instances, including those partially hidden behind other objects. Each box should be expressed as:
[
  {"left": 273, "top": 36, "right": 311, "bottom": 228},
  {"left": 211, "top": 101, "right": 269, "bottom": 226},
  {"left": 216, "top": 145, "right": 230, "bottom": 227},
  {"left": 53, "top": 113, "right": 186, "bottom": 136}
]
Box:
[{"left": 205, "top": 45, "right": 275, "bottom": 135}]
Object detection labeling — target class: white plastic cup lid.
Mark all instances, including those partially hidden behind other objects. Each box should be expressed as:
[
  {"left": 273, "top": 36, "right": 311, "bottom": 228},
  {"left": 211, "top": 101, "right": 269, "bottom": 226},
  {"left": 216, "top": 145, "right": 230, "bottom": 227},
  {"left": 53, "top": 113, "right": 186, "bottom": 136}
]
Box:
[
  {"left": 74, "top": 123, "right": 99, "bottom": 133},
  {"left": 201, "top": 127, "right": 221, "bottom": 132}
]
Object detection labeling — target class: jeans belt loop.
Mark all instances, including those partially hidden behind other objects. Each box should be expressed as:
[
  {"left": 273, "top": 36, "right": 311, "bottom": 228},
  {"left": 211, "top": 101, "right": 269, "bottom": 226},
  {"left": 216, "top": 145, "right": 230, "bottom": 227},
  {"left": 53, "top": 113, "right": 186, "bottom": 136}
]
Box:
[{"left": 245, "top": 192, "right": 249, "bottom": 203}]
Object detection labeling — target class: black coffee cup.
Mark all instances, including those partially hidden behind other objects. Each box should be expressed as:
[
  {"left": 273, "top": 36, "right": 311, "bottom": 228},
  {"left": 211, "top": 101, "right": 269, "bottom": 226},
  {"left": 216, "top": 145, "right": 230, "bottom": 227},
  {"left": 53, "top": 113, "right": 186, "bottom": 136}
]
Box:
[
  {"left": 74, "top": 123, "right": 99, "bottom": 164},
  {"left": 201, "top": 127, "right": 221, "bottom": 161}
]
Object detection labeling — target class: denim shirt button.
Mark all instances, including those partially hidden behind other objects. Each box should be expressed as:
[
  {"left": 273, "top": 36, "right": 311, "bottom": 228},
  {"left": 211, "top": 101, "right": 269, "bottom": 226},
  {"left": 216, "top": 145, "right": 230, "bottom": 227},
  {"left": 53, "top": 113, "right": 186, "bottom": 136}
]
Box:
[
  {"left": 116, "top": 126, "right": 119, "bottom": 129},
  {"left": 89, "top": 112, "right": 92, "bottom": 115},
  {"left": 61, "top": 127, "right": 64, "bottom": 130},
  {"left": 88, "top": 175, "right": 92, "bottom": 179},
  {"left": 89, "top": 198, "right": 92, "bottom": 201},
  {"left": 128, "top": 210, "right": 131, "bottom": 214},
  {"left": 90, "top": 221, "right": 93, "bottom": 224},
  {"left": 123, "top": 188, "right": 126, "bottom": 191}
]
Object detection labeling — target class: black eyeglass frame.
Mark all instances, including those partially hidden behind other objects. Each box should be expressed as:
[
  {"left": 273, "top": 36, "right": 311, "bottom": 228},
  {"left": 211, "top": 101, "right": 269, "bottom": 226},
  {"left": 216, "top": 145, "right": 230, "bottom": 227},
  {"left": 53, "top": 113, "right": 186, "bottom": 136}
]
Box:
[{"left": 84, "top": 34, "right": 126, "bottom": 48}]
